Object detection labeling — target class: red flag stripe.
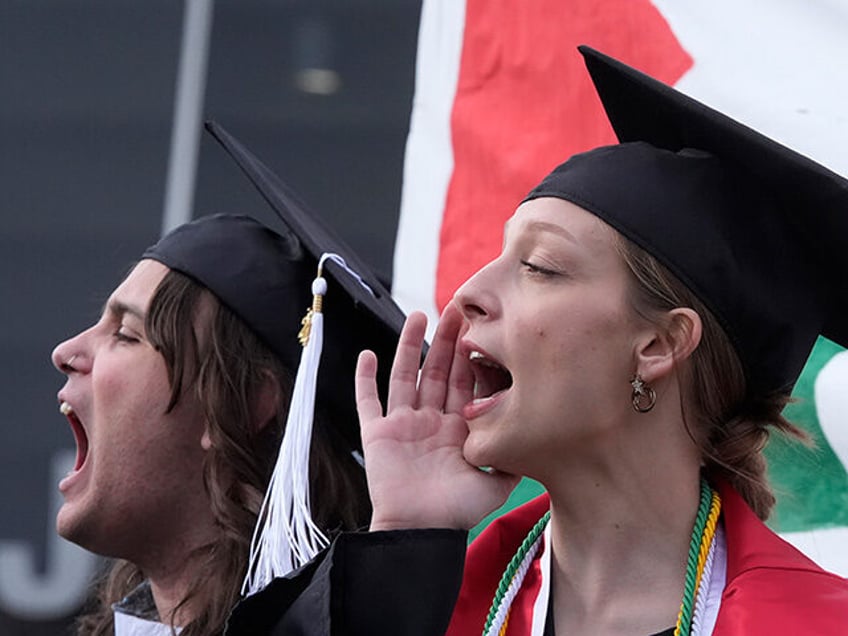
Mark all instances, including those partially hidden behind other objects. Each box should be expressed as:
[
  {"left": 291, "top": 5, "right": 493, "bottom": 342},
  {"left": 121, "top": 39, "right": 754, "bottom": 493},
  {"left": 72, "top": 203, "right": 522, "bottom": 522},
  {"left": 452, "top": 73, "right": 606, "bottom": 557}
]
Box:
[{"left": 435, "top": 0, "right": 692, "bottom": 309}]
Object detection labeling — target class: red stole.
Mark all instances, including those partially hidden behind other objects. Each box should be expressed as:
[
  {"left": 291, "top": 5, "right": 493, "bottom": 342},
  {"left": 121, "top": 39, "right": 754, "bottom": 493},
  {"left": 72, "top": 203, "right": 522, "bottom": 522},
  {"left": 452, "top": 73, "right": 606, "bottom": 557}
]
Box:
[{"left": 446, "top": 483, "right": 848, "bottom": 635}]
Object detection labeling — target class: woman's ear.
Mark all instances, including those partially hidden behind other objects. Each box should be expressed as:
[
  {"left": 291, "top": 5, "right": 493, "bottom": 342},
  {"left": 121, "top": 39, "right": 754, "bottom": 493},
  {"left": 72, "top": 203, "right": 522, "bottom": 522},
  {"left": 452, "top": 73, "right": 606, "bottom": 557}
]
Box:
[{"left": 635, "top": 308, "right": 702, "bottom": 384}]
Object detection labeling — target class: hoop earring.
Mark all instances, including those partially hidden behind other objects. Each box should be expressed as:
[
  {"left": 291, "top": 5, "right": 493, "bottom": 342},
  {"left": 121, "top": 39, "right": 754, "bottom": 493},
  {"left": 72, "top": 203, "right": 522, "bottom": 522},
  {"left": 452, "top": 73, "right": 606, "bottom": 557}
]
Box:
[{"left": 630, "top": 375, "right": 656, "bottom": 413}]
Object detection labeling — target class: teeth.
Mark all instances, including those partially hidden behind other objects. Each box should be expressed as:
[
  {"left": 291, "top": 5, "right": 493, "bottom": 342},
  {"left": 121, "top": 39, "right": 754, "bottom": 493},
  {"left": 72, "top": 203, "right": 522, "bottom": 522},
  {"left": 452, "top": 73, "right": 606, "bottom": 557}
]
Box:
[
  {"left": 59, "top": 401, "right": 74, "bottom": 416},
  {"left": 469, "top": 351, "right": 502, "bottom": 369}
]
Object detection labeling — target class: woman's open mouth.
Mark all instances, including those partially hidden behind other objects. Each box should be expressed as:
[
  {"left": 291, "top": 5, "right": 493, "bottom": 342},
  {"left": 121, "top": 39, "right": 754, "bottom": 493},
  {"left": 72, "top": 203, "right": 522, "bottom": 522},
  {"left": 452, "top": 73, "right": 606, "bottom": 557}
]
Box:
[
  {"left": 60, "top": 401, "right": 89, "bottom": 472},
  {"left": 469, "top": 350, "right": 513, "bottom": 401}
]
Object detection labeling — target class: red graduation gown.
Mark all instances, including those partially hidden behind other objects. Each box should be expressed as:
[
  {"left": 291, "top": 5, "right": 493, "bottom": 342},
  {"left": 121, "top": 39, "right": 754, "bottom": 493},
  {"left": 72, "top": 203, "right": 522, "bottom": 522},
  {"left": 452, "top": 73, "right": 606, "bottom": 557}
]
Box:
[{"left": 446, "top": 482, "right": 848, "bottom": 635}]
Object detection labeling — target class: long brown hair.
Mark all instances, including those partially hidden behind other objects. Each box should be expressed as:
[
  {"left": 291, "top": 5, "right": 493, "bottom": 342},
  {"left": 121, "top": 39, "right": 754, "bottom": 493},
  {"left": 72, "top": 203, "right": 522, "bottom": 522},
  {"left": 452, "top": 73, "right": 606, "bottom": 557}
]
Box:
[
  {"left": 616, "top": 236, "right": 807, "bottom": 520},
  {"left": 76, "top": 269, "right": 370, "bottom": 635}
]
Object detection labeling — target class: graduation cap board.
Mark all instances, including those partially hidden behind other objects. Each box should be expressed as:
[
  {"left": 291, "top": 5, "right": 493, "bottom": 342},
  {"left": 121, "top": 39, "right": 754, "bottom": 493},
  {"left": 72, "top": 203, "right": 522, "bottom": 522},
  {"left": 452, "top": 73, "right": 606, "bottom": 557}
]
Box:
[
  {"left": 525, "top": 45, "right": 848, "bottom": 396},
  {"left": 143, "top": 121, "right": 409, "bottom": 595},
  {"left": 201, "top": 122, "right": 408, "bottom": 435}
]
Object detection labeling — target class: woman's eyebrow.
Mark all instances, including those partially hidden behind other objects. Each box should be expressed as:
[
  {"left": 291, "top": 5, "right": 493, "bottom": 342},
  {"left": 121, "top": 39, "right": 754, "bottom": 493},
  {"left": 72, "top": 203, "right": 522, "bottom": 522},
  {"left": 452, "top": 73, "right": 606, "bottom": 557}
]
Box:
[
  {"left": 525, "top": 220, "right": 577, "bottom": 242},
  {"left": 504, "top": 218, "right": 577, "bottom": 244}
]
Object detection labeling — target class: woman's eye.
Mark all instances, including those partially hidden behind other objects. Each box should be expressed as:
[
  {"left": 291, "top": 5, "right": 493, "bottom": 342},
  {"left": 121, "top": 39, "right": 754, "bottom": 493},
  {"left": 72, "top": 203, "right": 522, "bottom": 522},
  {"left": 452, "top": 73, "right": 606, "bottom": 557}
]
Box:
[{"left": 520, "top": 260, "right": 557, "bottom": 276}]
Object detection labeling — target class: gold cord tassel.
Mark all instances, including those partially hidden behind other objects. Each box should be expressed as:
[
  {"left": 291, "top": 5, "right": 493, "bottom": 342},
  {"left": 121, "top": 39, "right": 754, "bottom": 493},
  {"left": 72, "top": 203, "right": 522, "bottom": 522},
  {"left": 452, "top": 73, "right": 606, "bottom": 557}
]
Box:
[{"left": 297, "top": 267, "right": 325, "bottom": 346}]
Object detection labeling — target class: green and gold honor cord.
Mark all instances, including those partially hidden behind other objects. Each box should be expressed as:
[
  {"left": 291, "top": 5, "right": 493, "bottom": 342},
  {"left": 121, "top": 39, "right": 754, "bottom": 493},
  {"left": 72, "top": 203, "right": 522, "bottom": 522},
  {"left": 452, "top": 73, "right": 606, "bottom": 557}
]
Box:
[{"left": 483, "top": 479, "right": 722, "bottom": 636}]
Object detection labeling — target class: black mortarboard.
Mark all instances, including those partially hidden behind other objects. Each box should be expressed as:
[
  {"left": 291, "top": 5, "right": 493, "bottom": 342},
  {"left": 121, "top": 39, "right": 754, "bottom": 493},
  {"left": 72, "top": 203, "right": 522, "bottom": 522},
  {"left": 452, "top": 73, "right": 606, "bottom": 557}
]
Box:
[
  {"left": 143, "top": 127, "right": 405, "bottom": 446},
  {"left": 143, "top": 121, "right": 409, "bottom": 593},
  {"left": 525, "top": 46, "right": 848, "bottom": 395},
  {"left": 143, "top": 214, "right": 313, "bottom": 370}
]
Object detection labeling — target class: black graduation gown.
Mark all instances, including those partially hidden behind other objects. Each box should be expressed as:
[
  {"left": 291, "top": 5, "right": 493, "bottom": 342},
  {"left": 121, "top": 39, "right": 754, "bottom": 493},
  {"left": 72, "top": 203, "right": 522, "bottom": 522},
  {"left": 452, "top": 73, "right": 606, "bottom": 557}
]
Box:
[{"left": 225, "top": 529, "right": 467, "bottom": 636}]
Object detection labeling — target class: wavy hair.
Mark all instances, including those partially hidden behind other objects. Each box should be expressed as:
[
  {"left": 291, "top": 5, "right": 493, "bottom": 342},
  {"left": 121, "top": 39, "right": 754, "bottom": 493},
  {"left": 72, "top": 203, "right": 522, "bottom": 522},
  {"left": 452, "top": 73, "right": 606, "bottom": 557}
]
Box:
[
  {"left": 615, "top": 235, "right": 807, "bottom": 520},
  {"left": 76, "top": 268, "right": 370, "bottom": 635}
]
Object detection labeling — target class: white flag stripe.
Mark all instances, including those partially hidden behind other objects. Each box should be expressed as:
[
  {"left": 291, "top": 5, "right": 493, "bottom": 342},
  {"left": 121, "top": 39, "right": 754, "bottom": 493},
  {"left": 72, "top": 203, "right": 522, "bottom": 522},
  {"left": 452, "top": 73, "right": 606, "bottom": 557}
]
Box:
[
  {"left": 393, "top": 0, "right": 466, "bottom": 339},
  {"left": 816, "top": 352, "right": 848, "bottom": 482},
  {"left": 782, "top": 527, "right": 848, "bottom": 577},
  {"left": 807, "top": 351, "right": 848, "bottom": 576},
  {"left": 651, "top": 0, "right": 848, "bottom": 176}
]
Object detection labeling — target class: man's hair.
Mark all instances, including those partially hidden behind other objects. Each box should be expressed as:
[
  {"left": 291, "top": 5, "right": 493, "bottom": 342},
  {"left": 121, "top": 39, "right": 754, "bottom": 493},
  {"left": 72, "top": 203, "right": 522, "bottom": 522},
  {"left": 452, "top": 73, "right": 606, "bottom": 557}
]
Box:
[
  {"left": 76, "top": 268, "right": 370, "bottom": 635},
  {"left": 616, "top": 235, "right": 807, "bottom": 520}
]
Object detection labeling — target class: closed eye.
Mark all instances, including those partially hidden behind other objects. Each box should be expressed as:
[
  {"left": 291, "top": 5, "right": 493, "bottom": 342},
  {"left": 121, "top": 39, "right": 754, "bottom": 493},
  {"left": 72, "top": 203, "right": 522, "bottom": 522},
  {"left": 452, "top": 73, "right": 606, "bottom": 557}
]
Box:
[
  {"left": 520, "top": 260, "right": 558, "bottom": 277},
  {"left": 113, "top": 328, "right": 140, "bottom": 344}
]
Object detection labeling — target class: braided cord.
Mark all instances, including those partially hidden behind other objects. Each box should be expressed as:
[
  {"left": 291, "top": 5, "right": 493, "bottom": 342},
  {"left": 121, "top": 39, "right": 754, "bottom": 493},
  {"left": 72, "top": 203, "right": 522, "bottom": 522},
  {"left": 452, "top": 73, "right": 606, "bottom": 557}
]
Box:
[
  {"left": 482, "top": 479, "right": 720, "bottom": 636},
  {"left": 674, "top": 480, "right": 717, "bottom": 636},
  {"left": 690, "top": 523, "right": 720, "bottom": 635},
  {"left": 498, "top": 612, "right": 511, "bottom": 636},
  {"left": 487, "top": 541, "right": 540, "bottom": 636},
  {"left": 693, "top": 491, "right": 722, "bottom": 596},
  {"left": 482, "top": 510, "right": 551, "bottom": 636}
]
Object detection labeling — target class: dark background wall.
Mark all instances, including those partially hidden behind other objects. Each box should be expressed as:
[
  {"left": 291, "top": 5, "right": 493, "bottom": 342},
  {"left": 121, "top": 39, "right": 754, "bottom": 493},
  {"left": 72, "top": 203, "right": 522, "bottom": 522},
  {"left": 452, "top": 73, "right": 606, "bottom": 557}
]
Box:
[{"left": 0, "top": 1, "right": 420, "bottom": 633}]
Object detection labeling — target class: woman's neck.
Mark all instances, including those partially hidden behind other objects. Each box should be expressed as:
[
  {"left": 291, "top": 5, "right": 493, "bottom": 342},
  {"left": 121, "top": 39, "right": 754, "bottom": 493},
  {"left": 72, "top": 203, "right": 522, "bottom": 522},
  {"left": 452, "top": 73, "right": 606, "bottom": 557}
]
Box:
[{"left": 543, "top": 458, "right": 702, "bottom": 635}]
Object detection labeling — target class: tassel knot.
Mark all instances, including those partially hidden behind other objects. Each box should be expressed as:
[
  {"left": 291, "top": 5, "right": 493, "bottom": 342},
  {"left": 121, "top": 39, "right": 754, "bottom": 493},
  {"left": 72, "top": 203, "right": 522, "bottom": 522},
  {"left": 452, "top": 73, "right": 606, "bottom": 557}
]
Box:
[{"left": 297, "top": 276, "right": 328, "bottom": 346}]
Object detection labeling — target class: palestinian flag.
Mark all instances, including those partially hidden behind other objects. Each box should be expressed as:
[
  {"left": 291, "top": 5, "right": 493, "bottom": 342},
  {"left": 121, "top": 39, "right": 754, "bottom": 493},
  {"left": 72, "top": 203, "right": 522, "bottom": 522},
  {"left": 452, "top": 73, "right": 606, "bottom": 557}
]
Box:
[{"left": 393, "top": 0, "right": 848, "bottom": 575}]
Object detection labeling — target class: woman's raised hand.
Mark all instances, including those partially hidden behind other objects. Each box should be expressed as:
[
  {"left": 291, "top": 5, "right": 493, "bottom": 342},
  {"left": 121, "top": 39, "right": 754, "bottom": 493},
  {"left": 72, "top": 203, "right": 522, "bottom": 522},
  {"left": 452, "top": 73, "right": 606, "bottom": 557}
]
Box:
[{"left": 356, "top": 303, "right": 519, "bottom": 531}]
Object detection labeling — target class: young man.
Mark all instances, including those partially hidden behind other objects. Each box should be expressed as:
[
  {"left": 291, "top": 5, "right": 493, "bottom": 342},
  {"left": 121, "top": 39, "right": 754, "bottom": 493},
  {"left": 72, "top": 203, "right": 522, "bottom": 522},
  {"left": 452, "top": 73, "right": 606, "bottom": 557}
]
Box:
[{"left": 53, "top": 124, "right": 406, "bottom": 635}]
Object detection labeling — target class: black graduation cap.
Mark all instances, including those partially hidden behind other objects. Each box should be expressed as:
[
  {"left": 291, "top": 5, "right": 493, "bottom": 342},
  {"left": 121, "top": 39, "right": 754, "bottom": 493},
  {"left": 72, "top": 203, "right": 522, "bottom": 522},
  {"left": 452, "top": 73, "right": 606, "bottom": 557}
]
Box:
[
  {"left": 144, "top": 121, "right": 409, "bottom": 593},
  {"left": 143, "top": 213, "right": 314, "bottom": 371},
  {"left": 145, "top": 124, "right": 405, "bottom": 445},
  {"left": 525, "top": 45, "right": 848, "bottom": 395}
]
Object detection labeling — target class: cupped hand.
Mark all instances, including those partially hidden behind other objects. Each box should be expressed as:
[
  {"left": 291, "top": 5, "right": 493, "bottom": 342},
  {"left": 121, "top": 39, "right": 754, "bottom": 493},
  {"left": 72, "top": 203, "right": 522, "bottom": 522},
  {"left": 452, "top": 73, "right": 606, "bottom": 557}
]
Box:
[{"left": 356, "top": 303, "right": 520, "bottom": 531}]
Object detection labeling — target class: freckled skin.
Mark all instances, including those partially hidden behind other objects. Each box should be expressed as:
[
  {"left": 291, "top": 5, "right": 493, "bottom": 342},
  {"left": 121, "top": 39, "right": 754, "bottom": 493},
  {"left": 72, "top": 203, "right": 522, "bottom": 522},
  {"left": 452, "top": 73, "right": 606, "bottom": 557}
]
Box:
[{"left": 455, "top": 198, "right": 650, "bottom": 481}]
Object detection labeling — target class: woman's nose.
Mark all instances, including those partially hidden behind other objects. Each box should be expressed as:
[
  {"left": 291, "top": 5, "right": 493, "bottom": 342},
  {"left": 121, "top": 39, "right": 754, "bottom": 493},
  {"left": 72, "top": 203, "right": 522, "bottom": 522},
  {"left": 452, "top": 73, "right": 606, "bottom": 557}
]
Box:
[{"left": 454, "top": 262, "right": 499, "bottom": 321}]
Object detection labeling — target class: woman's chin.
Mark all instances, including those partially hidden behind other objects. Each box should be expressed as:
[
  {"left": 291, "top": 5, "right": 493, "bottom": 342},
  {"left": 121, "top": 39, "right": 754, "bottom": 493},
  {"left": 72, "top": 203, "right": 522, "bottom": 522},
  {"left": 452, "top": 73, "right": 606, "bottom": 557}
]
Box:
[{"left": 462, "top": 434, "right": 501, "bottom": 471}]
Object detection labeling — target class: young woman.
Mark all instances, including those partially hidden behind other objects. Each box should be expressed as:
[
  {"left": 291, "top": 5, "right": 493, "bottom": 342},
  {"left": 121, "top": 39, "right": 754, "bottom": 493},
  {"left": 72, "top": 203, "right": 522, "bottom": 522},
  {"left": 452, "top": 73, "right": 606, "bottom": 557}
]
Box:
[
  {"left": 52, "top": 143, "right": 406, "bottom": 635},
  {"left": 225, "top": 47, "right": 848, "bottom": 635}
]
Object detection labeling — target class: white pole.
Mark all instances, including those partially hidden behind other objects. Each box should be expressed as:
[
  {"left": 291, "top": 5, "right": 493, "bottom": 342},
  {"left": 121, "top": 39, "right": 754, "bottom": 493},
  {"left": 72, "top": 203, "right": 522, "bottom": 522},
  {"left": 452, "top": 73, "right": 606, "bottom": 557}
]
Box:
[{"left": 161, "top": 0, "right": 215, "bottom": 236}]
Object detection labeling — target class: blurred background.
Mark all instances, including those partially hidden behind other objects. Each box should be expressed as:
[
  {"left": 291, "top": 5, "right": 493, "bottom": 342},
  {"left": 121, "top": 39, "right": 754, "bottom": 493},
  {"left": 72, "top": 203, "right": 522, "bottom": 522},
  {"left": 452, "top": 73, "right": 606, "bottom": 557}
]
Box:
[
  {"left": 1, "top": 1, "right": 420, "bottom": 633},
  {"left": 4, "top": 2, "right": 848, "bottom": 634}
]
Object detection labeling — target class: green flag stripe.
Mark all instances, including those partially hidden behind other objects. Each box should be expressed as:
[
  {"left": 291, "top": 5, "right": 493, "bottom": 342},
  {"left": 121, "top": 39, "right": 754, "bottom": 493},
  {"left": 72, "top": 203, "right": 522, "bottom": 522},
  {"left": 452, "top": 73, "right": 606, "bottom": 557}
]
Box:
[{"left": 767, "top": 337, "right": 848, "bottom": 532}]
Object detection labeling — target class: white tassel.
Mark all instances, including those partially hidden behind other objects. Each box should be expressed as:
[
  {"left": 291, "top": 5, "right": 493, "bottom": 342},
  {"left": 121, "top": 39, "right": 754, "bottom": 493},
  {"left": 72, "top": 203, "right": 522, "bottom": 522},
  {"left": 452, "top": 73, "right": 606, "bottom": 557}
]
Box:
[
  {"left": 242, "top": 273, "right": 329, "bottom": 596},
  {"left": 242, "top": 253, "right": 375, "bottom": 597}
]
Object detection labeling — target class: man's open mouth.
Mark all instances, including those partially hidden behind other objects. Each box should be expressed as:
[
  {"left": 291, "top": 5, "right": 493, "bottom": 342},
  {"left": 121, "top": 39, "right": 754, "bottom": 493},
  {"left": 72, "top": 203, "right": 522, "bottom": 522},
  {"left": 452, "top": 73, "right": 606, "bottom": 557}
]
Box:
[{"left": 60, "top": 401, "right": 89, "bottom": 471}]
